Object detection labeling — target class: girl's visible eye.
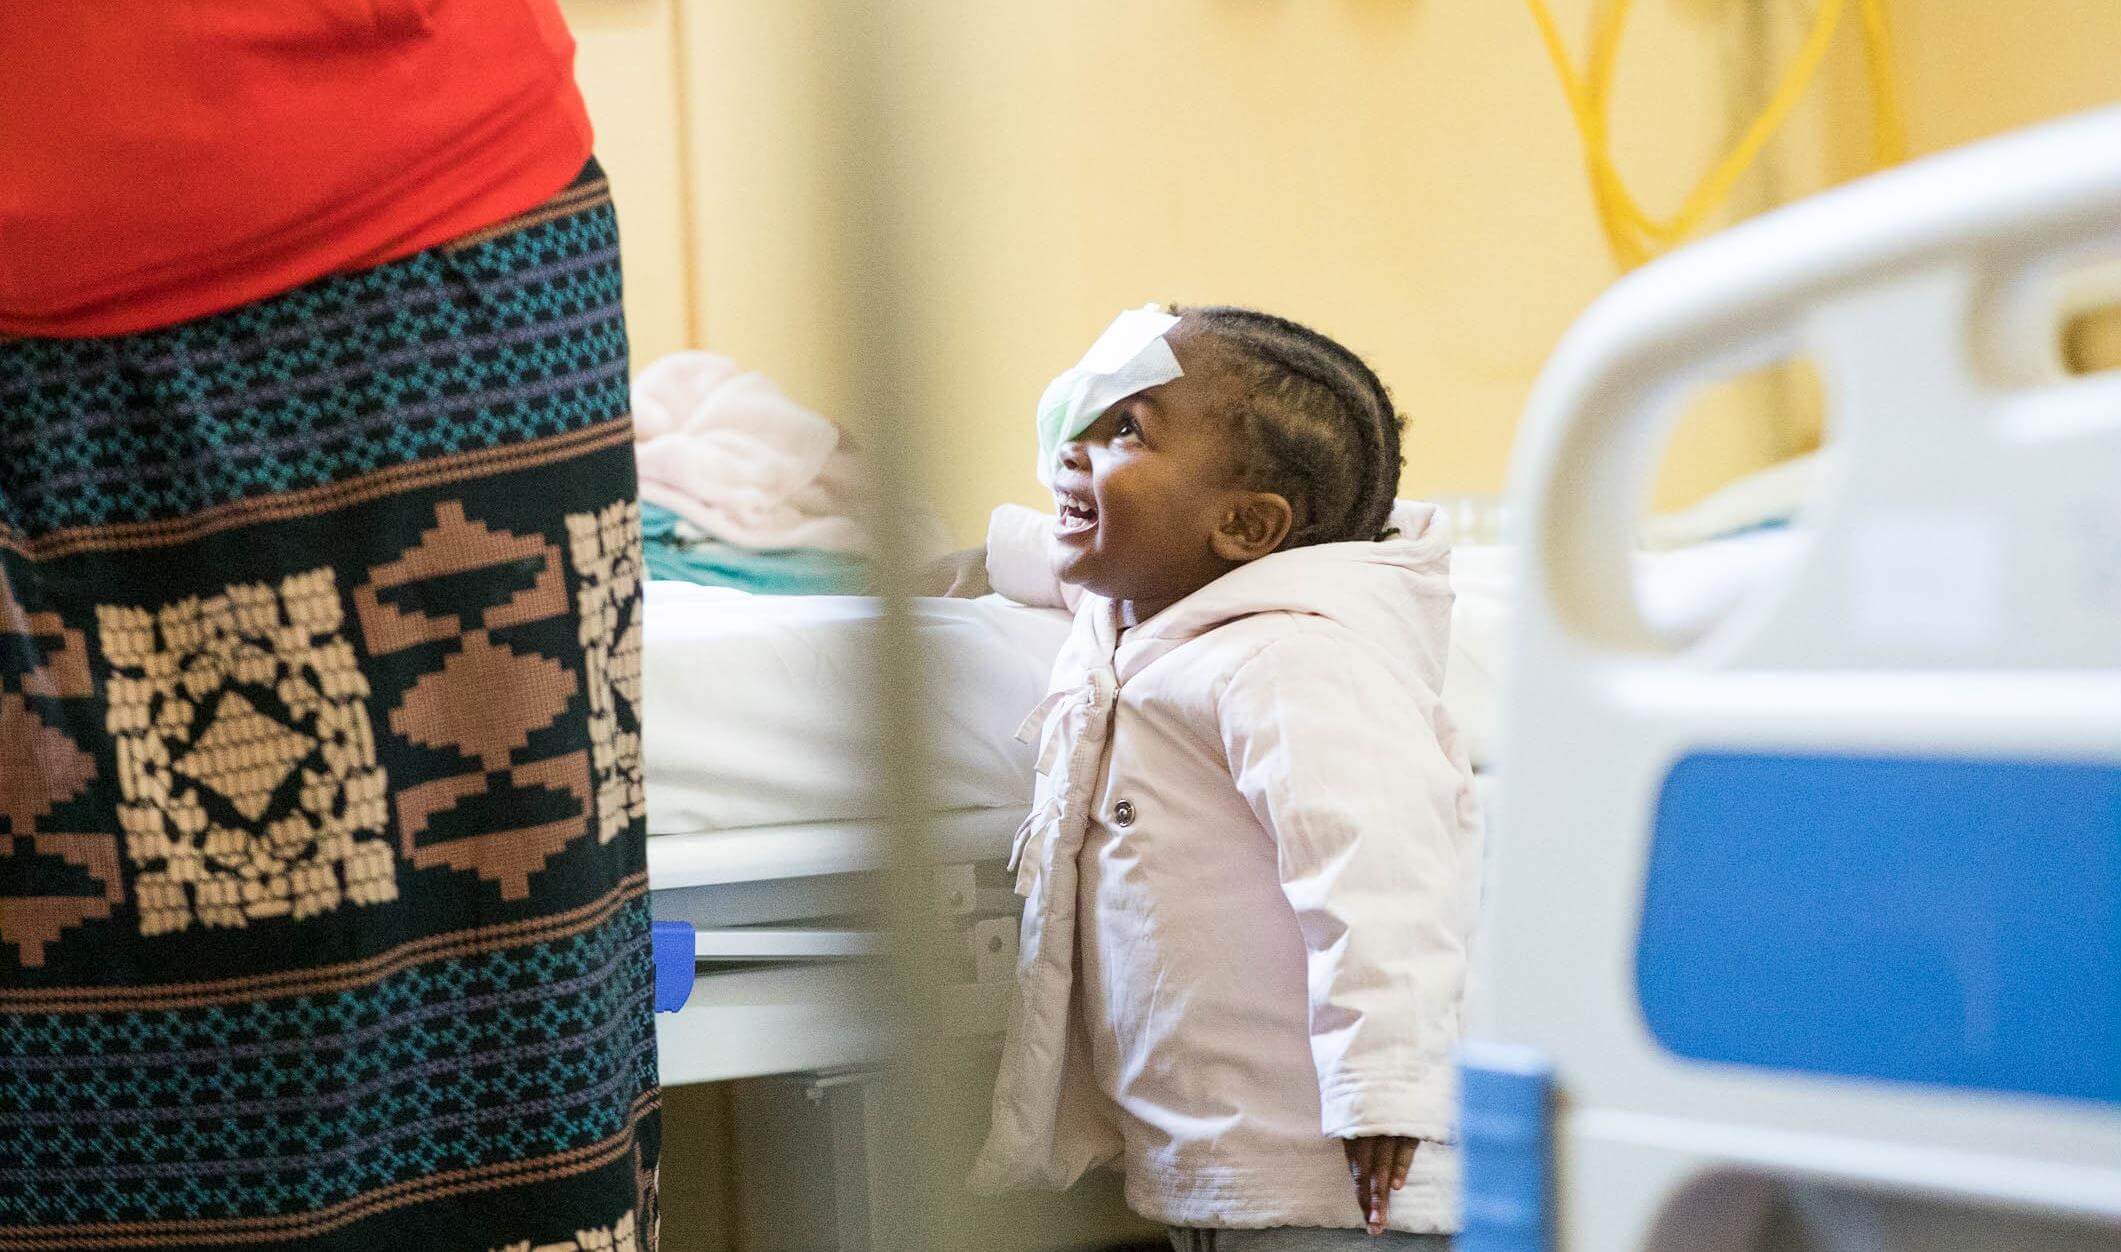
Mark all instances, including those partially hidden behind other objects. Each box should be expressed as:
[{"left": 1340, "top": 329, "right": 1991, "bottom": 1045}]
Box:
[{"left": 1114, "top": 412, "right": 1140, "bottom": 438}]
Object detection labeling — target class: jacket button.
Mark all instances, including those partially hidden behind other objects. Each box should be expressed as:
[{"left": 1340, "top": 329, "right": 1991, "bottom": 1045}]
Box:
[{"left": 1113, "top": 800, "right": 1135, "bottom": 827}]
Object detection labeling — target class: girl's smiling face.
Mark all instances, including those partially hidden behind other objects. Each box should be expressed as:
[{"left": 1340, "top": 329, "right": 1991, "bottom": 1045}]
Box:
[{"left": 1048, "top": 335, "right": 1290, "bottom": 623}]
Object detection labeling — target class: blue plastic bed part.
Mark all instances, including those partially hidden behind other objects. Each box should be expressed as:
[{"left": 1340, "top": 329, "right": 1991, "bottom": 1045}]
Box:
[
  {"left": 1639, "top": 751, "right": 2121, "bottom": 1105},
  {"left": 1459, "top": 1042, "right": 1555, "bottom": 1252},
  {"left": 652, "top": 919, "right": 696, "bottom": 1013}
]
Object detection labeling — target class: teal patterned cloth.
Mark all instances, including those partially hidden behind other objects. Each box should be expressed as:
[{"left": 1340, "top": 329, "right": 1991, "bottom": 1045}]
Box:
[{"left": 639, "top": 501, "right": 867, "bottom": 594}]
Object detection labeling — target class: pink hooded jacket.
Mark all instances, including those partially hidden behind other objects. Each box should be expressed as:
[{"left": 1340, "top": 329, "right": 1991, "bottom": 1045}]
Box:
[{"left": 968, "top": 501, "right": 1484, "bottom": 1234}]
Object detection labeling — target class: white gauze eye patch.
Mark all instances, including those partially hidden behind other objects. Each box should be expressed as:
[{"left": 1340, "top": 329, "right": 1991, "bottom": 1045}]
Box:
[{"left": 1034, "top": 304, "right": 1183, "bottom": 485}]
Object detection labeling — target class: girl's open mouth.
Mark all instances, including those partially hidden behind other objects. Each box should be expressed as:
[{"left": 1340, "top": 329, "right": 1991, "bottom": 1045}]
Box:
[{"left": 1054, "top": 496, "right": 1098, "bottom": 537}]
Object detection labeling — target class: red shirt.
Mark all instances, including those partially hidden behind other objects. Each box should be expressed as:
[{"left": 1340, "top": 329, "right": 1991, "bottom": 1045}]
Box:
[{"left": 0, "top": 0, "right": 595, "bottom": 338}]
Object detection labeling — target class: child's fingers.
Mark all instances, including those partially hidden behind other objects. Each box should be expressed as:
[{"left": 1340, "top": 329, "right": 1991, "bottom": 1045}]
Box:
[
  {"left": 1361, "top": 1139, "right": 1387, "bottom": 1235},
  {"left": 1344, "top": 1139, "right": 1374, "bottom": 1230},
  {"left": 1391, "top": 1138, "right": 1417, "bottom": 1190}
]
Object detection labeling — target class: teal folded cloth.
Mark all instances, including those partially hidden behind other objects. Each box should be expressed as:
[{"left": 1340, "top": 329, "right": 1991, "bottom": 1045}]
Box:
[{"left": 641, "top": 501, "right": 869, "bottom": 594}]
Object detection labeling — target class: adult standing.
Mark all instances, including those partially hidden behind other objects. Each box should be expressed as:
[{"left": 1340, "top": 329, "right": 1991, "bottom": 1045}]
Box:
[{"left": 0, "top": 4, "right": 659, "bottom": 1248}]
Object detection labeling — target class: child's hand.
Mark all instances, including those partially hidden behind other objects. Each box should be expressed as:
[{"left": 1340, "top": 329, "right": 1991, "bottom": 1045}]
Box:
[
  {"left": 882, "top": 547, "right": 991, "bottom": 598},
  {"left": 1341, "top": 1135, "right": 1418, "bottom": 1236},
  {"left": 934, "top": 546, "right": 994, "bottom": 598}
]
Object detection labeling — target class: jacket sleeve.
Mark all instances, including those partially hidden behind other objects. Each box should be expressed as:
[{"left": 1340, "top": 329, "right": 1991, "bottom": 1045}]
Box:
[
  {"left": 1217, "top": 630, "right": 1471, "bottom": 1142},
  {"left": 985, "top": 504, "right": 1082, "bottom": 611}
]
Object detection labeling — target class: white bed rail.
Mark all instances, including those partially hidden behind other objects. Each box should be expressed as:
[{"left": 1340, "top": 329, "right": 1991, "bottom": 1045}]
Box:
[
  {"left": 1512, "top": 103, "right": 2121, "bottom": 667},
  {"left": 1477, "top": 104, "right": 2121, "bottom": 1252}
]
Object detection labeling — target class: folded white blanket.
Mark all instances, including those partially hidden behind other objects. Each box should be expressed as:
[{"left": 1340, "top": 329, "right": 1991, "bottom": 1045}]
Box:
[
  {"left": 633, "top": 350, "right": 948, "bottom": 556},
  {"left": 1639, "top": 450, "right": 1824, "bottom": 549}
]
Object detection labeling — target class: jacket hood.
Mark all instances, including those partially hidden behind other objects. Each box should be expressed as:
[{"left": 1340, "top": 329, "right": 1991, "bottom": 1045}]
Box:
[{"left": 1106, "top": 501, "right": 1456, "bottom": 686}]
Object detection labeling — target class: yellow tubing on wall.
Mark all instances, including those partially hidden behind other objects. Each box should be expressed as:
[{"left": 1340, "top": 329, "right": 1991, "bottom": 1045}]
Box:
[{"left": 1526, "top": 0, "right": 1907, "bottom": 267}]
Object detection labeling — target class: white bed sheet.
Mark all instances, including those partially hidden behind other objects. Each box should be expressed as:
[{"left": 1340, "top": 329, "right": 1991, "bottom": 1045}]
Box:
[
  {"left": 640, "top": 529, "right": 1801, "bottom": 834},
  {"left": 642, "top": 584, "right": 1070, "bottom": 835}
]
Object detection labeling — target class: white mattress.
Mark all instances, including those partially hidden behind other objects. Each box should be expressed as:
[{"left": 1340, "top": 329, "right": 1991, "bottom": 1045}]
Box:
[
  {"left": 642, "top": 584, "right": 1070, "bottom": 835},
  {"left": 639, "top": 530, "right": 1801, "bottom": 834},
  {"left": 647, "top": 807, "right": 1029, "bottom": 892}
]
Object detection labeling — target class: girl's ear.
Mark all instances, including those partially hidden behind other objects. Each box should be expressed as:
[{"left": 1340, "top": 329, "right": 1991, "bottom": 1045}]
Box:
[{"left": 1210, "top": 492, "right": 1293, "bottom": 563}]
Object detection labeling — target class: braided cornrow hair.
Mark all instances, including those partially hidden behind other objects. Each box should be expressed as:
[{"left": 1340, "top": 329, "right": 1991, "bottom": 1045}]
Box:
[{"left": 1173, "top": 305, "right": 1405, "bottom": 549}]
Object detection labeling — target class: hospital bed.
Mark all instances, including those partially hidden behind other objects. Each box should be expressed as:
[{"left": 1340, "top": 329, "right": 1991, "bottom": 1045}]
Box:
[
  {"left": 636, "top": 477, "right": 1810, "bottom": 1087},
  {"left": 1466, "top": 105, "right": 2121, "bottom": 1251},
  {"left": 639, "top": 586, "right": 1067, "bottom": 1084}
]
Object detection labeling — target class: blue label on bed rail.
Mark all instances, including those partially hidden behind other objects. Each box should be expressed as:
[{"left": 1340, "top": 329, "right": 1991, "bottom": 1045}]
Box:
[
  {"left": 1637, "top": 752, "right": 2121, "bottom": 1105},
  {"left": 1459, "top": 1043, "right": 1554, "bottom": 1252},
  {"left": 652, "top": 920, "right": 696, "bottom": 1014}
]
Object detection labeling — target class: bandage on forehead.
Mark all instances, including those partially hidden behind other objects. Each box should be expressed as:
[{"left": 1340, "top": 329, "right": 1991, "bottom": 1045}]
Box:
[{"left": 1034, "top": 305, "right": 1183, "bottom": 485}]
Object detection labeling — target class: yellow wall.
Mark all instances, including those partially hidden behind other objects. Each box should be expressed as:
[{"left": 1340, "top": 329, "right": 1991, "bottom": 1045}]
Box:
[
  {"left": 1824, "top": 0, "right": 2121, "bottom": 171},
  {"left": 649, "top": 3, "right": 2121, "bottom": 543},
  {"left": 674, "top": 1, "right": 857, "bottom": 422},
  {"left": 595, "top": 2, "right": 2120, "bottom": 543},
  {"left": 818, "top": 1, "right": 1752, "bottom": 537},
  {"left": 665, "top": 0, "right": 1867, "bottom": 540}
]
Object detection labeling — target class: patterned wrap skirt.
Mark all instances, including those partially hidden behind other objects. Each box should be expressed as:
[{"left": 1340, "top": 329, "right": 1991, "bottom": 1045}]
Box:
[{"left": 0, "top": 160, "right": 660, "bottom": 1250}]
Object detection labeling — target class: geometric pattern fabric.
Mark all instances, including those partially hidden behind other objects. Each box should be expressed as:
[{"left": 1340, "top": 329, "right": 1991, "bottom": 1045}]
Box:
[{"left": 0, "top": 159, "right": 661, "bottom": 1250}]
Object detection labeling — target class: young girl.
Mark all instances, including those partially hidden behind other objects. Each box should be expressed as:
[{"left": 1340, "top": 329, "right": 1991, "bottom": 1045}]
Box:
[{"left": 967, "top": 306, "right": 1482, "bottom": 1248}]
